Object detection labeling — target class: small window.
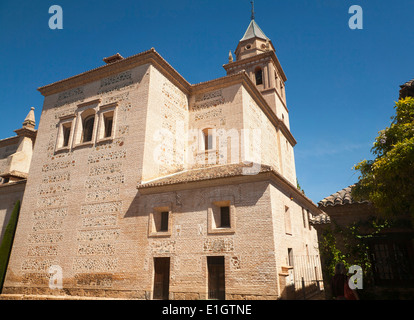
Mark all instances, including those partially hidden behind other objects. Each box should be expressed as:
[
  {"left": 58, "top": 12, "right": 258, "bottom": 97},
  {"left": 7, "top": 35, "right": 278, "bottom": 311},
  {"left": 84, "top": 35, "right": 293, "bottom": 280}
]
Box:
[
  {"left": 160, "top": 211, "right": 169, "bottom": 232},
  {"left": 149, "top": 207, "right": 172, "bottom": 237},
  {"left": 202, "top": 128, "right": 214, "bottom": 151},
  {"left": 104, "top": 115, "right": 113, "bottom": 138},
  {"left": 220, "top": 206, "right": 230, "bottom": 228},
  {"left": 57, "top": 119, "right": 73, "bottom": 149},
  {"left": 62, "top": 125, "right": 71, "bottom": 147},
  {"left": 288, "top": 248, "right": 294, "bottom": 267},
  {"left": 302, "top": 208, "right": 307, "bottom": 229},
  {"left": 285, "top": 206, "right": 292, "bottom": 235},
  {"left": 208, "top": 200, "right": 235, "bottom": 234},
  {"left": 255, "top": 68, "right": 263, "bottom": 85},
  {"left": 82, "top": 115, "right": 95, "bottom": 143}
]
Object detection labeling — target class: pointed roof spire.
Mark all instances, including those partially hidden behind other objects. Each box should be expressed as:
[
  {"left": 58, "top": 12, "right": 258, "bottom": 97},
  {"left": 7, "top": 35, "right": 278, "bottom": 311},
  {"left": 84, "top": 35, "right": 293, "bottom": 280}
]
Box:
[
  {"left": 240, "top": 19, "right": 269, "bottom": 42},
  {"left": 22, "top": 107, "right": 36, "bottom": 129},
  {"left": 250, "top": 0, "right": 255, "bottom": 20}
]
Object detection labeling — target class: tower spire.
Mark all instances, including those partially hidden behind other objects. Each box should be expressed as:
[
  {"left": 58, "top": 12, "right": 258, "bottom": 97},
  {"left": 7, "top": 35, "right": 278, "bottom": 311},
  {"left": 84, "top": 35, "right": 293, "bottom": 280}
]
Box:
[{"left": 250, "top": 1, "right": 255, "bottom": 20}]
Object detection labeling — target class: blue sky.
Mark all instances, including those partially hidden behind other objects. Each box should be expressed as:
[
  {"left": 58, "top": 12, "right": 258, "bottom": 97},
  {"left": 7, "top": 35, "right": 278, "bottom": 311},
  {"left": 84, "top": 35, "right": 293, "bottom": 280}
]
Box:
[{"left": 0, "top": 0, "right": 413, "bottom": 204}]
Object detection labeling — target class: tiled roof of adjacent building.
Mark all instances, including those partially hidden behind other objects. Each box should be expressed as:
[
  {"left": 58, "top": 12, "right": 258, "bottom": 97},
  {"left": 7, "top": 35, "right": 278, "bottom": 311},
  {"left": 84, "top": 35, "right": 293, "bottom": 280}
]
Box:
[
  {"left": 400, "top": 78, "right": 414, "bottom": 88},
  {"left": 318, "top": 185, "right": 369, "bottom": 207},
  {"left": 138, "top": 163, "right": 274, "bottom": 189}
]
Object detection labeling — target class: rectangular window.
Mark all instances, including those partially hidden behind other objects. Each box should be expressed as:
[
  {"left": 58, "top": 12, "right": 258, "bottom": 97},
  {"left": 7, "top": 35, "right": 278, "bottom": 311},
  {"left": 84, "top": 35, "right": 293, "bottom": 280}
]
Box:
[
  {"left": 288, "top": 248, "right": 294, "bottom": 267},
  {"left": 285, "top": 206, "right": 292, "bottom": 235},
  {"left": 62, "top": 125, "right": 71, "bottom": 147},
  {"left": 302, "top": 208, "right": 307, "bottom": 229},
  {"left": 207, "top": 256, "right": 225, "bottom": 300},
  {"left": 220, "top": 206, "right": 230, "bottom": 228},
  {"left": 160, "top": 211, "right": 169, "bottom": 232},
  {"left": 104, "top": 113, "right": 114, "bottom": 138},
  {"left": 208, "top": 200, "right": 235, "bottom": 234}
]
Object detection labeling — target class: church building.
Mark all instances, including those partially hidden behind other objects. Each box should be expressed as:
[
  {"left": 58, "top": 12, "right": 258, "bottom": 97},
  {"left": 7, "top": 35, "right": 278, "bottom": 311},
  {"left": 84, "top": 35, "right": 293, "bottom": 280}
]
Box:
[{"left": 1, "top": 14, "right": 326, "bottom": 300}]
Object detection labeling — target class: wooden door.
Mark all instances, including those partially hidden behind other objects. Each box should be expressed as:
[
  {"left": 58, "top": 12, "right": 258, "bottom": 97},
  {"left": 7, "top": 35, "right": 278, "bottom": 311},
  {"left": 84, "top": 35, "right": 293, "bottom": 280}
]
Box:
[
  {"left": 153, "top": 257, "right": 170, "bottom": 300},
  {"left": 208, "top": 256, "right": 225, "bottom": 300}
]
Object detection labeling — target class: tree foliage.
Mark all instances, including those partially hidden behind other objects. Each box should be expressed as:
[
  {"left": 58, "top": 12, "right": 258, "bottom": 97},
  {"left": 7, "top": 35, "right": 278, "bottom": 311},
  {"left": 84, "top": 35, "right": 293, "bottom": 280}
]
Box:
[{"left": 352, "top": 97, "right": 414, "bottom": 218}]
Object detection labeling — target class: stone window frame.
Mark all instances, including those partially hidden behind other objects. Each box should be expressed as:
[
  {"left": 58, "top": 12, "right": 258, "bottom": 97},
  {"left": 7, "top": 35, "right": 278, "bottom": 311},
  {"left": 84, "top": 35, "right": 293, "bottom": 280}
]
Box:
[
  {"left": 55, "top": 114, "right": 76, "bottom": 152},
  {"left": 207, "top": 197, "right": 236, "bottom": 235},
  {"left": 96, "top": 102, "right": 118, "bottom": 143},
  {"left": 72, "top": 99, "right": 100, "bottom": 149},
  {"left": 148, "top": 205, "right": 173, "bottom": 238}
]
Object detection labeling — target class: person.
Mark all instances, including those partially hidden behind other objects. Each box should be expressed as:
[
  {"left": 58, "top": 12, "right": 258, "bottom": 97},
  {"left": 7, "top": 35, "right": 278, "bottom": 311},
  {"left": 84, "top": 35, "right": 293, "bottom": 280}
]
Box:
[
  {"left": 331, "top": 263, "right": 348, "bottom": 300},
  {"left": 331, "top": 262, "right": 360, "bottom": 300}
]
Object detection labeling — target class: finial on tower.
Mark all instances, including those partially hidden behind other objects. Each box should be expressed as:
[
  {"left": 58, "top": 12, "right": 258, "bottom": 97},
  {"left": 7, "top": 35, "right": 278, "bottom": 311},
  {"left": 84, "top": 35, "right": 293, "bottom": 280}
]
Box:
[
  {"left": 228, "top": 50, "right": 234, "bottom": 63},
  {"left": 22, "top": 107, "right": 36, "bottom": 129},
  {"left": 250, "top": 1, "right": 255, "bottom": 20}
]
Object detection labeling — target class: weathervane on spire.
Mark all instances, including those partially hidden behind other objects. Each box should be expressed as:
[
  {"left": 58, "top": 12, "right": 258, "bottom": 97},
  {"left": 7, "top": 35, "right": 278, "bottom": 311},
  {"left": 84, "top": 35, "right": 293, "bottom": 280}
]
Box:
[{"left": 250, "top": 0, "right": 255, "bottom": 20}]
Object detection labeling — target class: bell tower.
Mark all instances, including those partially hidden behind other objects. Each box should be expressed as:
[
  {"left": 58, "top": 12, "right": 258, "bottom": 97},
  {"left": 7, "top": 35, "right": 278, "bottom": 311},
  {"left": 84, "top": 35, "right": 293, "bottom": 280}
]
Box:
[{"left": 223, "top": 5, "right": 290, "bottom": 129}]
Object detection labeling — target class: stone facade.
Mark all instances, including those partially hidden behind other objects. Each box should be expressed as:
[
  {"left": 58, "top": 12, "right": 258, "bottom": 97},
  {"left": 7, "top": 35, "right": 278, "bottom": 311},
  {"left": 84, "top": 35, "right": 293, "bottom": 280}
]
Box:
[
  {"left": 0, "top": 108, "right": 37, "bottom": 244},
  {"left": 1, "top": 19, "right": 325, "bottom": 300}
]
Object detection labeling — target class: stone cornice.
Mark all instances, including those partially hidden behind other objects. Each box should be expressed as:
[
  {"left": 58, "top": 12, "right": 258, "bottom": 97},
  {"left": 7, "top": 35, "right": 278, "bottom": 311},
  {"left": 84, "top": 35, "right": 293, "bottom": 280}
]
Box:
[
  {"left": 223, "top": 50, "right": 287, "bottom": 82},
  {"left": 38, "top": 48, "right": 192, "bottom": 96},
  {"left": 37, "top": 48, "right": 296, "bottom": 146},
  {"left": 0, "top": 135, "right": 20, "bottom": 147}
]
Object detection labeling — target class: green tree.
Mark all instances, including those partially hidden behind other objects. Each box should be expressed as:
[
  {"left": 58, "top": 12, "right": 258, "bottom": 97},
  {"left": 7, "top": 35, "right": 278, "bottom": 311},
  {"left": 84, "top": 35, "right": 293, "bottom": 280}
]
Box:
[
  {"left": 352, "top": 97, "right": 414, "bottom": 219},
  {"left": 0, "top": 200, "right": 20, "bottom": 292}
]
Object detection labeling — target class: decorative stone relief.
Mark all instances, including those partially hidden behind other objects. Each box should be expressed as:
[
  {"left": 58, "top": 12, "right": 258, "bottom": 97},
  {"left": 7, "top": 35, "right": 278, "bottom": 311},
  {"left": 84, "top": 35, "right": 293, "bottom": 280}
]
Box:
[
  {"left": 42, "top": 160, "right": 76, "bottom": 172},
  {"left": 77, "top": 229, "right": 120, "bottom": 242},
  {"left": 75, "top": 274, "right": 113, "bottom": 288},
  {"left": 85, "top": 174, "right": 125, "bottom": 189},
  {"left": 27, "top": 232, "right": 64, "bottom": 244},
  {"left": 81, "top": 214, "right": 117, "bottom": 228},
  {"left": 87, "top": 149, "right": 126, "bottom": 164},
  {"left": 22, "top": 273, "right": 49, "bottom": 285},
  {"left": 42, "top": 172, "right": 71, "bottom": 184},
  {"left": 101, "top": 91, "right": 130, "bottom": 105},
  {"left": 80, "top": 201, "right": 123, "bottom": 216},
  {"left": 55, "top": 87, "right": 85, "bottom": 106},
  {"left": 32, "top": 219, "right": 64, "bottom": 232},
  {"left": 77, "top": 243, "right": 115, "bottom": 256},
  {"left": 88, "top": 163, "right": 122, "bottom": 177},
  {"left": 203, "top": 238, "right": 234, "bottom": 253},
  {"left": 72, "top": 257, "right": 118, "bottom": 272},
  {"left": 194, "top": 108, "right": 223, "bottom": 121},
  {"left": 230, "top": 256, "right": 241, "bottom": 270},
  {"left": 37, "top": 195, "right": 67, "bottom": 208},
  {"left": 151, "top": 240, "right": 176, "bottom": 254},
  {"left": 27, "top": 245, "right": 59, "bottom": 257},
  {"left": 33, "top": 208, "right": 67, "bottom": 220},
  {"left": 85, "top": 187, "right": 119, "bottom": 202},
  {"left": 38, "top": 182, "right": 71, "bottom": 196},
  {"left": 21, "top": 259, "right": 58, "bottom": 272}
]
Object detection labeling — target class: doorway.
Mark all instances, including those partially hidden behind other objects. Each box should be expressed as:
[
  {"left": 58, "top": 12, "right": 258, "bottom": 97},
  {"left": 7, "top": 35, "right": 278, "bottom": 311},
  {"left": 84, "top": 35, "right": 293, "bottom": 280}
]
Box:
[
  {"left": 153, "top": 257, "right": 170, "bottom": 300},
  {"left": 207, "top": 256, "right": 225, "bottom": 300}
]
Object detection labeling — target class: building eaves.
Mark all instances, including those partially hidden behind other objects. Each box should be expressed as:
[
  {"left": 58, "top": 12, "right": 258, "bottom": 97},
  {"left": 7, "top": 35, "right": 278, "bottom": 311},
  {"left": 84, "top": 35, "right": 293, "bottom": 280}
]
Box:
[
  {"left": 318, "top": 185, "right": 370, "bottom": 208},
  {"left": 137, "top": 163, "right": 325, "bottom": 216},
  {"left": 37, "top": 48, "right": 192, "bottom": 96}
]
